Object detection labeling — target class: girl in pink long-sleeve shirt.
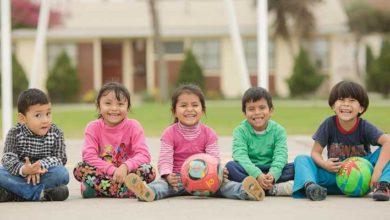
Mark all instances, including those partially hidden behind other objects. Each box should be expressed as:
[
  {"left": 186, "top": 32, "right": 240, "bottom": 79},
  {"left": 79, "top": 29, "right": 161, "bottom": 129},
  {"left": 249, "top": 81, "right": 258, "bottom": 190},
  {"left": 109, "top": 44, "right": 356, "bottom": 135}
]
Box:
[
  {"left": 73, "top": 82, "right": 155, "bottom": 198},
  {"left": 125, "top": 84, "right": 264, "bottom": 202}
]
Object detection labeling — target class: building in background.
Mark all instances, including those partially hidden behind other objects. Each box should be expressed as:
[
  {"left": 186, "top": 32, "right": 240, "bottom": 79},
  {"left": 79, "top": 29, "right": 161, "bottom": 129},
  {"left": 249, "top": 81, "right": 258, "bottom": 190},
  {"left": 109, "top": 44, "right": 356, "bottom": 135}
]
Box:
[{"left": 11, "top": 0, "right": 356, "bottom": 99}]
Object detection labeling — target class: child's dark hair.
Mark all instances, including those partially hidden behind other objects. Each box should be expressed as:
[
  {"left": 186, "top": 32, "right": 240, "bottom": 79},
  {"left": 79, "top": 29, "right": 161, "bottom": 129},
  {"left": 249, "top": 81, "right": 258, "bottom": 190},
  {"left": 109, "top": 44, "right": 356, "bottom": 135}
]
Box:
[
  {"left": 328, "top": 80, "right": 369, "bottom": 117},
  {"left": 242, "top": 87, "right": 273, "bottom": 113},
  {"left": 171, "top": 84, "right": 205, "bottom": 123},
  {"left": 96, "top": 82, "right": 131, "bottom": 118},
  {"left": 17, "top": 88, "right": 50, "bottom": 115}
]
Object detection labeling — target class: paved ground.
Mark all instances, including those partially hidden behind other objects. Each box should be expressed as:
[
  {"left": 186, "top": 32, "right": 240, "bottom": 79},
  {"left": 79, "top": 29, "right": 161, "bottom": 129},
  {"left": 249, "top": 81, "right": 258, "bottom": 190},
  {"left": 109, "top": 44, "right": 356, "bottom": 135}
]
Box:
[{"left": 0, "top": 136, "right": 389, "bottom": 220}]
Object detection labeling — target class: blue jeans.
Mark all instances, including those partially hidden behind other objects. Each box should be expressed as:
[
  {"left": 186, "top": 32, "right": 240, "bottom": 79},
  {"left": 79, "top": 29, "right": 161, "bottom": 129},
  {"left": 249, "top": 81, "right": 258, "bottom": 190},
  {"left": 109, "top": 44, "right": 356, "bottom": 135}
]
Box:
[
  {"left": 0, "top": 165, "right": 69, "bottom": 201},
  {"left": 148, "top": 174, "right": 251, "bottom": 201},
  {"left": 292, "top": 147, "right": 390, "bottom": 198},
  {"left": 225, "top": 161, "right": 295, "bottom": 183}
]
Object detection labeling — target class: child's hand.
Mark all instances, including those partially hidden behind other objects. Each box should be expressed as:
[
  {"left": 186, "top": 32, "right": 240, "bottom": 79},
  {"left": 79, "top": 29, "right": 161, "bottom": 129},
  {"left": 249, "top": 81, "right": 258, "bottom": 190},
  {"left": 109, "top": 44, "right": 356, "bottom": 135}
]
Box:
[
  {"left": 22, "top": 157, "right": 46, "bottom": 176},
  {"left": 256, "top": 174, "right": 272, "bottom": 190},
  {"left": 113, "top": 164, "right": 128, "bottom": 188},
  {"left": 26, "top": 173, "right": 42, "bottom": 185},
  {"left": 264, "top": 173, "right": 275, "bottom": 187},
  {"left": 370, "top": 170, "right": 381, "bottom": 189},
  {"left": 165, "top": 173, "right": 180, "bottom": 191},
  {"left": 223, "top": 167, "right": 229, "bottom": 180},
  {"left": 324, "top": 158, "right": 342, "bottom": 173}
]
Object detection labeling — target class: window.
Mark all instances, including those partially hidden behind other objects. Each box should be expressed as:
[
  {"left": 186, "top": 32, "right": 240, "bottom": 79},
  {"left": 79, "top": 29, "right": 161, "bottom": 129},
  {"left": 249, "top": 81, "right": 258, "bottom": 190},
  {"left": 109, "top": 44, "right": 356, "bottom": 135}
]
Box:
[
  {"left": 312, "top": 39, "right": 329, "bottom": 70},
  {"left": 243, "top": 39, "right": 276, "bottom": 73},
  {"left": 192, "top": 40, "right": 220, "bottom": 70},
  {"left": 163, "top": 41, "right": 184, "bottom": 54},
  {"left": 47, "top": 43, "right": 77, "bottom": 71}
]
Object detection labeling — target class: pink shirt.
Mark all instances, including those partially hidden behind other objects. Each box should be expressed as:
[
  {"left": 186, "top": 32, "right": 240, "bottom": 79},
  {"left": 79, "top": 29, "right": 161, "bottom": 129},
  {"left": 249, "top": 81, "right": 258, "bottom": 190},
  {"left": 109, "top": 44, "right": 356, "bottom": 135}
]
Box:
[
  {"left": 158, "top": 122, "right": 219, "bottom": 176},
  {"left": 82, "top": 118, "right": 151, "bottom": 176}
]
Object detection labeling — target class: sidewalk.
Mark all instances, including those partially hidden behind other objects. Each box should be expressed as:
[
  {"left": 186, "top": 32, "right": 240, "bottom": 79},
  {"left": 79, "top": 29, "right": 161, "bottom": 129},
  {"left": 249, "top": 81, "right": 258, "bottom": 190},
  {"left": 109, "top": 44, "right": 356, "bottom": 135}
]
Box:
[{"left": 0, "top": 136, "right": 389, "bottom": 220}]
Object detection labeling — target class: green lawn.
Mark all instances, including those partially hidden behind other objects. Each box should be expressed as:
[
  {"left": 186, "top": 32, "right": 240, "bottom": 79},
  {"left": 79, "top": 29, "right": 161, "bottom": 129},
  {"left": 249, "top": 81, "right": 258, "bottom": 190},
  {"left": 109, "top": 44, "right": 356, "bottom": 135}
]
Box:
[{"left": 1, "top": 100, "right": 389, "bottom": 139}]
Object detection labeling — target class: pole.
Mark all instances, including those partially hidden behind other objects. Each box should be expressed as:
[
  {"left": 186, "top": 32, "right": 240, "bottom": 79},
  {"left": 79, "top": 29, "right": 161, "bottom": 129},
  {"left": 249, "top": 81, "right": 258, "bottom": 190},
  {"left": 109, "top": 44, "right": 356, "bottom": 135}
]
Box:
[
  {"left": 1, "top": 0, "right": 13, "bottom": 140},
  {"left": 257, "top": 0, "right": 268, "bottom": 90},
  {"left": 29, "top": 0, "right": 50, "bottom": 89}
]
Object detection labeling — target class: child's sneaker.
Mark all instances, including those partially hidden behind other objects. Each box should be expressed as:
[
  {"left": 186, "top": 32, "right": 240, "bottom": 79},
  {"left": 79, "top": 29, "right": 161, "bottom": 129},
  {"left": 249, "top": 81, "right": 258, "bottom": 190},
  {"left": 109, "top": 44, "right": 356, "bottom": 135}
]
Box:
[
  {"left": 0, "top": 187, "right": 24, "bottom": 202},
  {"left": 81, "top": 182, "right": 97, "bottom": 198},
  {"left": 43, "top": 185, "right": 69, "bottom": 201},
  {"left": 305, "top": 182, "right": 327, "bottom": 201},
  {"left": 0, "top": 187, "right": 12, "bottom": 202},
  {"left": 373, "top": 181, "right": 389, "bottom": 201},
  {"left": 125, "top": 173, "right": 155, "bottom": 202},
  {"left": 268, "top": 181, "right": 293, "bottom": 196},
  {"left": 242, "top": 176, "right": 265, "bottom": 201}
]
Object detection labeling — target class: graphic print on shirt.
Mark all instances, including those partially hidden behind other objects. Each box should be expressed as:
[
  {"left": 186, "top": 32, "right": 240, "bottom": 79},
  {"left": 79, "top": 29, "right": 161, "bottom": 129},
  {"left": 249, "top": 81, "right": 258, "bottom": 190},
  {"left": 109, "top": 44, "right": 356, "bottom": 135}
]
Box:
[
  {"left": 328, "top": 143, "right": 367, "bottom": 161},
  {"left": 100, "top": 143, "right": 127, "bottom": 167}
]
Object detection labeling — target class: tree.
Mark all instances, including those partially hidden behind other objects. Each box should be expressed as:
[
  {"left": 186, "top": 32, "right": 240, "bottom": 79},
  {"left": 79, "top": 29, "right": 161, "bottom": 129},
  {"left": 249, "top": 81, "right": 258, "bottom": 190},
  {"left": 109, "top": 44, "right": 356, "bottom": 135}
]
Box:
[
  {"left": 287, "top": 47, "right": 324, "bottom": 96},
  {"left": 176, "top": 50, "right": 205, "bottom": 90},
  {"left": 11, "top": 0, "right": 62, "bottom": 29},
  {"left": 267, "top": 0, "right": 321, "bottom": 57},
  {"left": 365, "top": 45, "right": 375, "bottom": 90},
  {"left": 0, "top": 54, "right": 29, "bottom": 105},
  {"left": 366, "top": 40, "right": 390, "bottom": 98},
  {"left": 345, "top": 0, "right": 390, "bottom": 77},
  {"left": 46, "top": 51, "right": 80, "bottom": 103}
]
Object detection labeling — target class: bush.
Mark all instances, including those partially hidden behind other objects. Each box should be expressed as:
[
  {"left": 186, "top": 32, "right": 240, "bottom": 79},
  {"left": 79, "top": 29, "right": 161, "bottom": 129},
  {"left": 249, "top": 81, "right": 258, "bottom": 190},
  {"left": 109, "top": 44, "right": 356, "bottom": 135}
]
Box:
[
  {"left": 366, "top": 40, "right": 390, "bottom": 98},
  {"left": 287, "top": 48, "right": 324, "bottom": 97},
  {"left": 0, "top": 54, "right": 29, "bottom": 105},
  {"left": 46, "top": 51, "right": 80, "bottom": 102},
  {"left": 176, "top": 50, "right": 205, "bottom": 90}
]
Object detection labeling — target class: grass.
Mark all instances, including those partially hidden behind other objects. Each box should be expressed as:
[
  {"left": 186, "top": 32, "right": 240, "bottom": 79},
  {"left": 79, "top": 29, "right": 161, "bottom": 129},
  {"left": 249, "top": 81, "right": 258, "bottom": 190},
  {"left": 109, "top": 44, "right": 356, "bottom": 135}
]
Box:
[{"left": 1, "top": 99, "right": 389, "bottom": 139}]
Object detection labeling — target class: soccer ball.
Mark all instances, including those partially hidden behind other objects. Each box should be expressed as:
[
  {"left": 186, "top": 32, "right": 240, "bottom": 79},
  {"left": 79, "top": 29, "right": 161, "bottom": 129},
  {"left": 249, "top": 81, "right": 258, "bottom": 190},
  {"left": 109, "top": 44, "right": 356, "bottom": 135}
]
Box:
[
  {"left": 180, "top": 153, "right": 223, "bottom": 196},
  {"left": 336, "top": 157, "right": 373, "bottom": 197}
]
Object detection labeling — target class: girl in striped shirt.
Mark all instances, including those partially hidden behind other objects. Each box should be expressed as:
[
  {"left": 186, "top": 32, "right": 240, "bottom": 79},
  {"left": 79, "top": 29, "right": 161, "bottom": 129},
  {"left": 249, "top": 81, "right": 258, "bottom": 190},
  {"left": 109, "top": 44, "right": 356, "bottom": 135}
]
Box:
[{"left": 125, "top": 84, "right": 264, "bottom": 201}]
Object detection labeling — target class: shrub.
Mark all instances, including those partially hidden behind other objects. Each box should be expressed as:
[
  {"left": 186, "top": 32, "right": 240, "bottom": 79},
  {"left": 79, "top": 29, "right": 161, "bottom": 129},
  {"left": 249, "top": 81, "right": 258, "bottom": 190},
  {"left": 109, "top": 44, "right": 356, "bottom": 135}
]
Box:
[
  {"left": 176, "top": 50, "right": 205, "bottom": 90},
  {"left": 366, "top": 40, "right": 390, "bottom": 98},
  {"left": 287, "top": 47, "right": 324, "bottom": 97},
  {"left": 46, "top": 51, "right": 80, "bottom": 102},
  {"left": 0, "top": 54, "right": 29, "bottom": 105}
]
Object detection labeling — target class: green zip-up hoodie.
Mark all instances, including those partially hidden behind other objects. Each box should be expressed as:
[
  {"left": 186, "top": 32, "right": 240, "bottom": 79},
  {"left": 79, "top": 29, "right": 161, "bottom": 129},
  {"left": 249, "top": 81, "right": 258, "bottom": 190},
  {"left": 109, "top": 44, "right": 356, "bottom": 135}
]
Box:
[{"left": 232, "top": 119, "right": 288, "bottom": 181}]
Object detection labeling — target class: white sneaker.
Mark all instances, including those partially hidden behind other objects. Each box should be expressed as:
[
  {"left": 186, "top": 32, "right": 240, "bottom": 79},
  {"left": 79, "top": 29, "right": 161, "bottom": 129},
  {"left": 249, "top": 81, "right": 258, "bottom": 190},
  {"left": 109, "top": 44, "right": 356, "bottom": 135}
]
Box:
[{"left": 269, "top": 181, "right": 293, "bottom": 196}]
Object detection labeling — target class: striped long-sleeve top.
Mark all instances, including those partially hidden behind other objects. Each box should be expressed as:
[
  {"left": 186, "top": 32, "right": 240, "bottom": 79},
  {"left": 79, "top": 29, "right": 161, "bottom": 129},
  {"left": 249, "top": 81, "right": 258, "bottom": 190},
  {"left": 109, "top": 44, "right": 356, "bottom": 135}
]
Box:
[{"left": 158, "top": 122, "right": 219, "bottom": 176}]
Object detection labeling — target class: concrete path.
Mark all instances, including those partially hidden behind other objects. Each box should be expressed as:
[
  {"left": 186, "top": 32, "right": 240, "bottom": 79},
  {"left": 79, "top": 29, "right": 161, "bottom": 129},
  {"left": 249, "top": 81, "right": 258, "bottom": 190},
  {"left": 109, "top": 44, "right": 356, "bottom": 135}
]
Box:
[{"left": 0, "top": 136, "right": 388, "bottom": 220}]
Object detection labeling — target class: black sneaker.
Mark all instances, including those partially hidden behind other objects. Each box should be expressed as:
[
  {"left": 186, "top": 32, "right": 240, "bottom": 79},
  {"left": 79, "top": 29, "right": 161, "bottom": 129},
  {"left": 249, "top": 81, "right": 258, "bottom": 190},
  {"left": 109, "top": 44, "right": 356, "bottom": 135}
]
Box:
[
  {"left": 0, "top": 187, "right": 11, "bottom": 202},
  {"left": 373, "top": 182, "right": 389, "bottom": 201},
  {"left": 0, "top": 187, "right": 25, "bottom": 202},
  {"left": 44, "top": 185, "right": 69, "bottom": 201},
  {"left": 305, "top": 183, "right": 327, "bottom": 201}
]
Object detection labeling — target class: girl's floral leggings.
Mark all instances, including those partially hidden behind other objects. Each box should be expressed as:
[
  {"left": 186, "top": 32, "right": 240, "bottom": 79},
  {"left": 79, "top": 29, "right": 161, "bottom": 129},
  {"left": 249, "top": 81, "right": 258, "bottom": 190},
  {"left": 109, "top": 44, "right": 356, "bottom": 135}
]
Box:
[{"left": 73, "top": 162, "right": 156, "bottom": 198}]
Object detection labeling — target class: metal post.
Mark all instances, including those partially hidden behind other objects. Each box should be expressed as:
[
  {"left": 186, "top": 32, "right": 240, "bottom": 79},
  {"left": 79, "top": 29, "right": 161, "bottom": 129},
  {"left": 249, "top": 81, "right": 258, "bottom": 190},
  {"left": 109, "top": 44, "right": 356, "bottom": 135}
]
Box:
[
  {"left": 1, "top": 0, "right": 13, "bottom": 140},
  {"left": 257, "top": 0, "right": 268, "bottom": 90},
  {"left": 29, "top": 0, "right": 50, "bottom": 89},
  {"left": 224, "top": 0, "right": 251, "bottom": 92}
]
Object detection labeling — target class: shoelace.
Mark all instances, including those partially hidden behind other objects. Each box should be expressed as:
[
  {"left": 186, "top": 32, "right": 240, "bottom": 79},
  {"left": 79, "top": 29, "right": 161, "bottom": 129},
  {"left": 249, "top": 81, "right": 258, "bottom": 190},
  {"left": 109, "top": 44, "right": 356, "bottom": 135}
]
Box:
[{"left": 376, "top": 182, "right": 389, "bottom": 193}]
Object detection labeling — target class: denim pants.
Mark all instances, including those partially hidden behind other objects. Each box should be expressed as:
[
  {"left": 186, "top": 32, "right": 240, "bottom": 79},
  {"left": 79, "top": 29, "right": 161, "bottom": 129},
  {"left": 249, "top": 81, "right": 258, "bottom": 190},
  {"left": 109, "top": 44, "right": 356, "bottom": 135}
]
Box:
[
  {"left": 148, "top": 174, "right": 251, "bottom": 201},
  {"left": 225, "top": 161, "right": 295, "bottom": 183},
  {"left": 292, "top": 147, "right": 390, "bottom": 198},
  {"left": 0, "top": 165, "right": 69, "bottom": 201}
]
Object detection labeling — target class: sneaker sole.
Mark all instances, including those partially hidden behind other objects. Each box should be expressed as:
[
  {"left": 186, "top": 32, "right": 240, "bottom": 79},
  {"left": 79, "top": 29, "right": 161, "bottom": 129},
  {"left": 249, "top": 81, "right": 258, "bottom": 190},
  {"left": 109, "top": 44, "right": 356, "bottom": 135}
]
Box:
[
  {"left": 373, "top": 193, "right": 389, "bottom": 201},
  {"left": 307, "top": 186, "right": 327, "bottom": 201},
  {"left": 242, "top": 176, "right": 265, "bottom": 201},
  {"left": 125, "top": 173, "right": 155, "bottom": 202}
]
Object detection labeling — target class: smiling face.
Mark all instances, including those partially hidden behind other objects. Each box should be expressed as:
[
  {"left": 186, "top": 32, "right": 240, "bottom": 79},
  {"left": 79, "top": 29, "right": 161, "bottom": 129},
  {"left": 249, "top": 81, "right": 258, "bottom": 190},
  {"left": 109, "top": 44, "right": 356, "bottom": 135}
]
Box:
[
  {"left": 244, "top": 98, "right": 273, "bottom": 132},
  {"left": 174, "top": 93, "right": 203, "bottom": 127},
  {"left": 98, "top": 91, "right": 129, "bottom": 127},
  {"left": 332, "top": 97, "right": 364, "bottom": 125},
  {"left": 19, "top": 103, "right": 52, "bottom": 136}
]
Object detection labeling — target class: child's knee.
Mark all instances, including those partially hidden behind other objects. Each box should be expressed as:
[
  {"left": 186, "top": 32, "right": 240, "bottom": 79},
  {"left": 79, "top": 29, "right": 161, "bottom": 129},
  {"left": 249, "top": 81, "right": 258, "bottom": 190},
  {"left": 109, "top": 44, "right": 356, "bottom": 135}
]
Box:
[
  {"left": 225, "top": 161, "right": 238, "bottom": 171},
  {"left": 294, "top": 155, "right": 311, "bottom": 164}
]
